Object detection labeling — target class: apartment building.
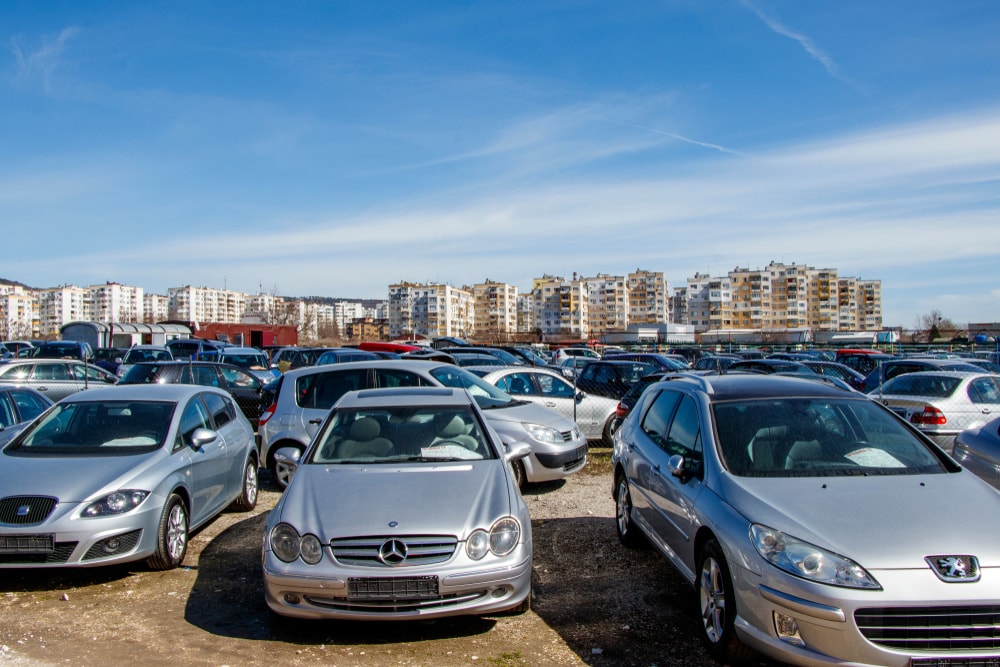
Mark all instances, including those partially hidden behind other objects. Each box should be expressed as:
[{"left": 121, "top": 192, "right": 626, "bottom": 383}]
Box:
[
  {"left": 39, "top": 285, "right": 88, "bottom": 337},
  {"left": 532, "top": 274, "right": 589, "bottom": 338},
  {"left": 472, "top": 280, "right": 519, "bottom": 341},
  {"left": 387, "top": 282, "right": 474, "bottom": 340},
  {"left": 0, "top": 284, "right": 38, "bottom": 340},
  {"left": 627, "top": 269, "right": 669, "bottom": 325},
  {"left": 168, "top": 285, "right": 247, "bottom": 323},
  {"left": 584, "top": 273, "right": 629, "bottom": 336},
  {"left": 88, "top": 282, "right": 144, "bottom": 324}
]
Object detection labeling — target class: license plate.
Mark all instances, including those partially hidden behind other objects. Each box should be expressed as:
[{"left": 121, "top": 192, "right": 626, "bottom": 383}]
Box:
[
  {"left": 0, "top": 534, "right": 55, "bottom": 554},
  {"left": 348, "top": 576, "right": 439, "bottom": 601}
]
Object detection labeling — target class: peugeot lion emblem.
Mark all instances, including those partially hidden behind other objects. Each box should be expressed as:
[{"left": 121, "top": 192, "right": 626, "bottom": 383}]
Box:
[
  {"left": 379, "top": 539, "right": 408, "bottom": 565},
  {"left": 925, "top": 555, "right": 980, "bottom": 582}
]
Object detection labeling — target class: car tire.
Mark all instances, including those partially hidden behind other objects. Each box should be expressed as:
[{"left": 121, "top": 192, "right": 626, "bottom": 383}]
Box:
[
  {"left": 615, "top": 476, "right": 646, "bottom": 548},
  {"left": 270, "top": 447, "right": 301, "bottom": 491},
  {"left": 147, "top": 494, "right": 189, "bottom": 570},
  {"left": 231, "top": 457, "right": 259, "bottom": 511},
  {"left": 696, "top": 539, "right": 755, "bottom": 664},
  {"left": 510, "top": 459, "right": 526, "bottom": 490},
  {"left": 602, "top": 415, "right": 618, "bottom": 447}
]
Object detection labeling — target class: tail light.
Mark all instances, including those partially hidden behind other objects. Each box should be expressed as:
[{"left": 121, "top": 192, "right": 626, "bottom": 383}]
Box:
[
  {"left": 615, "top": 402, "right": 628, "bottom": 418},
  {"left": 259, "top": 402, "right": 277, "bottom": 428},
  {"left": 911, "top": 405, "right": 947, "bottom": 426}
]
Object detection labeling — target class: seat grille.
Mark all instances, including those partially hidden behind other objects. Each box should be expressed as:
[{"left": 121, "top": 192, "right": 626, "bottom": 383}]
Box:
[
  {"left": 856, "top": 605, "right": 1000, "bottom": 652},
  {"left": 0, "top": 496, "right": 58, "bottom": 525}
]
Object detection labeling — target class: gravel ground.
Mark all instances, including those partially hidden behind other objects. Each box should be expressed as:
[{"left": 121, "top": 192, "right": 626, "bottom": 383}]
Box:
[{"left": 0, "top": 449, "right": 771, "bottom": 667}]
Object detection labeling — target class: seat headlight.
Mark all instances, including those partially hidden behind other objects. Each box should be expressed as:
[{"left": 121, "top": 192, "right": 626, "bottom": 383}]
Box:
[
  {"left": 270, "top": 523, "right": 302, "bottom": 563},
  {"left": 750, "top": 524, "right": 881, "bottom": 589},
  {"left": 82, "top": 490, "right": 149, "bottom": 517},
  {"left": 522, "top": 422, "right": 561, "bottom": 445}
]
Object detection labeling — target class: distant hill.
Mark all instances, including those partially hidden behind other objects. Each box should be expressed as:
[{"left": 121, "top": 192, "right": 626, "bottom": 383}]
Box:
[{"left": 0, "top": 277, "right": 37, "bottom": 290}]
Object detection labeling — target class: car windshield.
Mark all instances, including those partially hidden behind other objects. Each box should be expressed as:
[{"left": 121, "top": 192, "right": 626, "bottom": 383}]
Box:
[
  {"left": 221, "top": 352, "right": 269, "bottom": 370},
  {"left": 879, "top": 374, "right": 961, "bottom": 397},
  {"left": 6, "top": 400, "right": 175, "bottom": 454},
  {"left": 310, "top": 405, "right": 494, "bottom": 463},
  {"left": 126, "top": 348, "right": 171, "bottom": 363},
  {"left": 429, "top": 366, "right": 515, "bottom": 409},
  {"left": 713, "top": 397, "right": 951, "bottom": 478}
]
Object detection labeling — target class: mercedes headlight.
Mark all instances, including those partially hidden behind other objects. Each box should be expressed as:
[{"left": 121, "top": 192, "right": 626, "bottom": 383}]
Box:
[
  {"left": 82, "top": 490, "right": 149, "bottom": 517},
  {"left": 270, "top": 523, "right": 302, "bottom": 563},
  {"left": 750, "top": 524, "right": 881, "bottom": 589},
  {"left": 466, "top": 517, "right": 521, "bottom": 560}
]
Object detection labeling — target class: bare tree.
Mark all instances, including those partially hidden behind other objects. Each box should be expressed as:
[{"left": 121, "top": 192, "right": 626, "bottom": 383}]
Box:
[{"left": 916, "top": 309, "right": 959, "bottom": 343}]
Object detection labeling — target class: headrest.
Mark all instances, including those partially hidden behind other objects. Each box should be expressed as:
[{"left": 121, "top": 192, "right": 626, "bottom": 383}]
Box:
[
  {"left": 350, "top": 417, "right": 381, "bottom": 442},
  {"left": 437, "top": 415, "right": 466, "bottom": 437}
]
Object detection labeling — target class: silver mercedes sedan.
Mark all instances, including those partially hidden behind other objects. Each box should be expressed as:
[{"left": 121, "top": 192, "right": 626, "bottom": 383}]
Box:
[
  {"left": 612, "top": 373, "right": 1000, "bottom": 667},
  {"left": 0, "top": 384, "right": 259, "bottom": 569},
  {"left": 263, "top": 387, "right": 533, "bottom": 620}
]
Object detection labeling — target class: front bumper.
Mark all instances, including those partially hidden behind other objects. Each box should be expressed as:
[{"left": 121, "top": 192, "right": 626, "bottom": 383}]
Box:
[
  {"left": 732, "top": 561, "right": 1000, "bottom": 666},
  {"left": 263, "top": 544, "right": 532, "bottom": 620}
]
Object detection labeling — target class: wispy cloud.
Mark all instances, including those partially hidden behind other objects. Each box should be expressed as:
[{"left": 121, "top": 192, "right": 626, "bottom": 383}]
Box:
[
  {"left": 738, "top": 0, "right": 861, "bottom": 89},
  {"left": 7, "top": 27, "right": 79, "bottom": 93}
]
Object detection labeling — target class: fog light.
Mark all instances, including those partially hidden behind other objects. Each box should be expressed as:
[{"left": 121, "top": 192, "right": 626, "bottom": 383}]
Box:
[
  {"left": 774, "top": 612, "right": 804, "bottom": 645},
  {"left": 491, "top": 587, "right": 508, "bottom": 599},
  {"left": 101, "top": 538, "right": 122, "bottom": 554},
  {"left": 283, "top": 593, "right": 301, "bottom": 605}
]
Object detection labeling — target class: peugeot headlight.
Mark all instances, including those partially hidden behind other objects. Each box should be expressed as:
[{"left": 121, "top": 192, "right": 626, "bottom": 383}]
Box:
[
  {"left": 522, "top": 422, "right": 562, "bottom": 445},
  {"left": 82, "top": 490, "right": 149, "bottom": 517},
  {"left": 270, "top": 523, "right": 302, "bottom": 563},
  {"left": 750, "top": 524, "right": 881, "bottom": 590}
]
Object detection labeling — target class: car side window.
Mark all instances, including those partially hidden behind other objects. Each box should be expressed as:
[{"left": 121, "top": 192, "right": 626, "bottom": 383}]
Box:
[
  {"left": 666, "top": 396, "right": 703, "bottom": 479},
  {"left": 640, "top": 390, "right": 681, "bottom": 449},
  {"left": 299, "top": 369, "right": 368, "bottom": 409},
  {"left": 0, "top": 364, "right": 31, "bottom": 380},
  {"left": 203, "top": 392, "right": 234, "bottom": 428},
  {"left": 10, "top": 389, "right": 49, "bottom": 421},
  {"left": 969, "top": 378, "right": 1000, "bottom": 404},
  {"left": 536, "top": 373, "right": 575, "bottom": 398},
  {"left": 35, "top": 364, "right": 70, "bottom": 381},
  {"left": 0, "top": 394, "right": 14, "bottom": 428},
  {"left": 175, "top": 397, "right": 212, "bottom": 451},
  {"left": 192, "top": 366, "right": 222, "bottom": 387},
  {"left": 220, "top": 367, "right": 258, "bottom": 389},
  {"left": 500, "top": 373, "right": 535, "bottom": 396},
  {"left": 375, "top": 369, "right": 431, "bottom": 389}
]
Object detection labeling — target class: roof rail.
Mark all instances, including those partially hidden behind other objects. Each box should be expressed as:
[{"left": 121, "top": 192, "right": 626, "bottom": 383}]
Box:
[{"left": 660, "top": 372, "right": 714, "bottom": 394}]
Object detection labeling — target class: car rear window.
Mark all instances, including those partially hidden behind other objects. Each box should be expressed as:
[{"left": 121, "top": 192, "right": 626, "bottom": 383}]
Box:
[{"left": 880, "top": 375, "right": 961, "bottom": 397}]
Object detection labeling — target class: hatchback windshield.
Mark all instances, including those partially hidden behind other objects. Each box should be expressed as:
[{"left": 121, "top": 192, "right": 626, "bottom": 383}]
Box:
[
  {"left": 310, "top": 405, "right": 494, "bottom": 463},
  {"left": 713, "top": 397, "right": 949, "bottom": 477},
  {"left": 7, "top": 400, "right": 175, "bottom": 454},
  {"left": 221, "top": 351, "right": 270, "bottom": 370},
  {"left": 429, "top": 366, "right": 515, "bottom": 409}
]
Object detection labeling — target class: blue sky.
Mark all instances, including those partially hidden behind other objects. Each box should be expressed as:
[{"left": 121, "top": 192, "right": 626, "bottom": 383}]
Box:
[{"left": 2, "top": 1, "right": 999, "bottom": 330}]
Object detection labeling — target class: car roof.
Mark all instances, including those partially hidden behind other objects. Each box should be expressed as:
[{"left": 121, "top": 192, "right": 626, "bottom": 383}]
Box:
[
  {"left": 279, "top": 358, "right": 455, "bottom": 381},
  {"left": 59, "top": 383, "right": 221, "bottom": 402},
  {"left": 652, "top": 372, "right": 856, "bottom": 402},
  {"left": 337, "top": 386, "right": 472, "bottom": 409}
]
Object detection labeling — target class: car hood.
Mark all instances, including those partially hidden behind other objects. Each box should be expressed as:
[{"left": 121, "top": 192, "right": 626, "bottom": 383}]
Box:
[
  {"left": 716, "top": 471, "right": 1000, "bottom": 569},
  {"left": 275, "top": 460, "right": 514, "bottom": 538},
  {"left": 0, "top": 450, "right": 163, "bottom": 502},
  {"left": 482, "top": 400, "right": 577, "bottom": 431}
]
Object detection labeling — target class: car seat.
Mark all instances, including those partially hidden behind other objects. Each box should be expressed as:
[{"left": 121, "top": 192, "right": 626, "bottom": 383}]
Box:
[{"left": 336, "top": 417, "right": 394, "bottom": 458}]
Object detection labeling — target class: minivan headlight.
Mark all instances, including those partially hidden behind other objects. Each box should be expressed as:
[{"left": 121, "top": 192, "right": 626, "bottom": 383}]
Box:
[
  {"left": 522, "top": 422, "right": 562, "bottom": 445},
  {"left": 750, "top": 524, "right": 881, "bottom": 589}
]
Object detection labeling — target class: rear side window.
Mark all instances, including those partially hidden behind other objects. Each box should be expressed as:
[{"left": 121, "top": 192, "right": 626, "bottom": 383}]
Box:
[
  {"left": 10, "top": 389, "right": 50, "bottom": 421},
  {"left": 375, "top": 369, "right": 432, "bottom": 390},
  {"left": 296, "top": 369, "right": 368, "bottom": 409},
  {"left": 640, "top": 390, "right": 681, "bottom": 449},
  {"left": 203, "top": 392, "right": 235, "bottom": 428}
]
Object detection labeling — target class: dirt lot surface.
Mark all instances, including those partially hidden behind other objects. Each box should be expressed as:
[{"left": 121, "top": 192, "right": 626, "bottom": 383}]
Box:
[{"left": 0, "top": 450, "right": 772, "bottom": 667}]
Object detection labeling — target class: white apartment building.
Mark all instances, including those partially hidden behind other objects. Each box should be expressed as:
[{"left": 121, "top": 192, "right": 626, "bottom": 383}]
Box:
[
  {"left": 88, "top": 282, "right": 144, "bottom": 323},
  {"left": 39, "top": 285, "right": 88, "bottom": 337},
  {"left": 0, "top": 284, "right": 38, "bottom": 340},
  {"left": 143, "top": 293, "right": 170, "bottom": 323},
  {"left": 168, "top": 285, "right": 248, "bottom": 324},
  {"left": 516, "top": 293, "right": 536, "bottom": 334},
  {"left": 388, "top": 282, "right": 474, "bottom": 340}
]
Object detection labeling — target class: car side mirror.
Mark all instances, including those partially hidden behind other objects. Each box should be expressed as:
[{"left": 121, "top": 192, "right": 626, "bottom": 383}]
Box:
[
  {"left": 667, "top": 454, "right": 691, "bottom": 482},
  {"left": 503, "top": 441, "right": 532, "bottom": 463},
  {"left": 575, "top": 391, "right": 586, "bottom": 403},
  {"left": 274, "top": 446, "right": 302, "bottom": 481},
  {"left": 189, "top": 427, "right": 218, "bottom": 449},
  {"left": 103, "top": 375, "right": 117, "bottom": 384}
]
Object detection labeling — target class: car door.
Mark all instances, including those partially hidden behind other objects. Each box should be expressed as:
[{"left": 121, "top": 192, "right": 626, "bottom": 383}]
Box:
[
  {"left": 32, "top": 362, "right": 80, "bottom": 401},
  {"left": 217, "top": 366, "right": 265, "bottom": 422},
  {"left": 964, "top": 377, "right": 1000, "bottom": 432},
  {"left": 202, "top": 391, "right": 251, "bottom": 507},
  {"left": 175, "top": 394, "right": 229, "bottom": 526},
  {"left": 531, "top": 371, "right": 604, "bottom": 437},
  {"left": 625, "top": 388, "right": 680, "bottom": 545}
]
